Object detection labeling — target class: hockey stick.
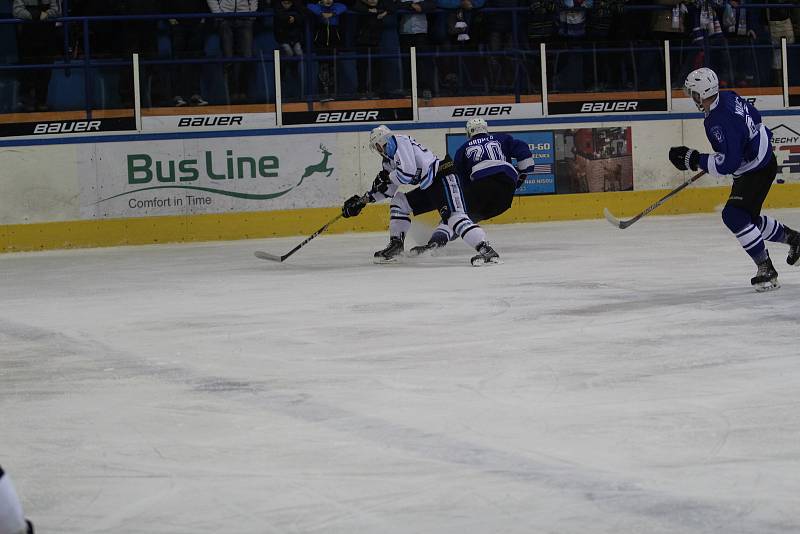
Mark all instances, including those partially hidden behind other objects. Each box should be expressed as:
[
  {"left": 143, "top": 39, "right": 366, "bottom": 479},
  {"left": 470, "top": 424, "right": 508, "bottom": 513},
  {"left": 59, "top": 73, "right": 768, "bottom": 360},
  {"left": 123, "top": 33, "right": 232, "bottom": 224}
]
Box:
[
  {"left": 603, "top": 170, "right": 706, "bottom": 229},
  {"left": 254, "top": 193, "right": 370, "bottom": 262}
]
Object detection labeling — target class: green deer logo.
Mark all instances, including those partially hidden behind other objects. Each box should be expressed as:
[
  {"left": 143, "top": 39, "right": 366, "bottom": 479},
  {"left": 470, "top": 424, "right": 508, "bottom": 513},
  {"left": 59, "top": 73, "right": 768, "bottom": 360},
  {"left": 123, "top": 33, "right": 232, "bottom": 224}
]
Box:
[{"left": 297, "top": 144, "right": 334, "bottom": 186}]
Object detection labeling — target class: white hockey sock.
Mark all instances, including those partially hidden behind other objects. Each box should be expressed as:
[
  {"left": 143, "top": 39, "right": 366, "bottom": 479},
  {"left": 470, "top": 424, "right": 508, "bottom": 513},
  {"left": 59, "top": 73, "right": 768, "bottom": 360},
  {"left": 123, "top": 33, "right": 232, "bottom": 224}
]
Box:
[
  {"left": 389, "top": 191, "right": 411, "bottom": 239},
  {"left": 735, "top": 222, "right": 767, "bottom": 261},
  {"left": 0, "top": 469, "right": 27, "bottom": 534},
  {"left": 447, "top": 213, "right": 486, "bottom": 249},
  {"left": 757, "top": 215, "right": 786, "bottom": 243}
]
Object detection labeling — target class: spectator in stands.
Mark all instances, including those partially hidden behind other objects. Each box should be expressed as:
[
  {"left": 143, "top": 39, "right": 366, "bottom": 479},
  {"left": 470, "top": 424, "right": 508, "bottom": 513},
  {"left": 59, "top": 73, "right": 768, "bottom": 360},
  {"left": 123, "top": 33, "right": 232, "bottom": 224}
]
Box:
[
  {"left": 207, "top": 0, "right": 259, "bottom": 104},
  {"left": 116, "top": 0, "right": 161, "bottom": 108},
  {"left": 436, "top": 0, "right": 485, "bottom": 95},
  {"left": 685, "top": 0, "right": 732, "bottom": 87},
  {"left": 649, "top": 0, "right": 687, "bottom": 88},
  {"left": 527, "top": 0, "right": 555, "bottom": 92},
  {"left": 586, "top": 0, "right": 625, "bottom": 90},
  {"left": 13, "top": 0, "right": 61, "bottom": 112},
  {"left": 793, "top": 4, "right": 800, "bottom": 52},
  {"left": 650, "top": 0, "right": 687, "bottom": 42},
  {"left": 763, "top": 0, "right": 794, "bottom": 85},
  {"left": 273, "top": 0, "right": 306, "bottom": 100},
  {"left": 353, "top": 0, "right": 394, "bottom": 98},
  {"left": 274, "top": 0, "right": 306, "bottom": 58},
  {"left": 485, "top": 0, "right": 522, "bottom": 90},
  {"left": 163, "top": 0, "right": 209, "bottom": 107},
  {"left": 68, "top": 0, "right": 117, "bottom": 59},
  {"left": 551, "top": 0, "right": 593, "bottom": 92},
  {"left": 723, "top": 0, "right": 759, "bottom": 86},
  {"left": 307, "top": 0, "right": 347, "bottom": 101},
  {"left": 527, "top": 0, "right": 556, "bottom": 46},
  {"left": 398, "top": 0, "right": 436, "bottom": 99}
]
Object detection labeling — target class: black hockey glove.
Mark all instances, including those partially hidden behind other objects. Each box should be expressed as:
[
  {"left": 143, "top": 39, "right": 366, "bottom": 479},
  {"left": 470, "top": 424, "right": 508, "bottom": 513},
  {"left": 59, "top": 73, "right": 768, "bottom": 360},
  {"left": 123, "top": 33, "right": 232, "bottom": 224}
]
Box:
[
  {"left": 371, "top": 169, "right": 391, "bottom": 196},
  {"left": 517, "top": 166, "right": 534, "bottom": 189},
  {"left": 669, "top": 146, "right": 700, "bottom": 171},
  {"left": 342, "top": 194, "right": 367, "bottom": 218}
]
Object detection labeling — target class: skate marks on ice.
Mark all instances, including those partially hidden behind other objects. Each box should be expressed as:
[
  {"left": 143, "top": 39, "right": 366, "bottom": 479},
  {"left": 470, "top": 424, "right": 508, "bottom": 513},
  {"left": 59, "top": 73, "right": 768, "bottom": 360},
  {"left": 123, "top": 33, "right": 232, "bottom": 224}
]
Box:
[{"left": 3, "top": 318, "right": 798, "bottom": 533}]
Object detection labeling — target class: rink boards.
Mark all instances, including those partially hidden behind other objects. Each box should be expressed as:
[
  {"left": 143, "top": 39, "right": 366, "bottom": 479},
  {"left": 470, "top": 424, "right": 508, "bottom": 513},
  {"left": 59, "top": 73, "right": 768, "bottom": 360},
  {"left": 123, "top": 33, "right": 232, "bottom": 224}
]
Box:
[{"left": 3, "top": 112, "right": 800, "bottom": 252}]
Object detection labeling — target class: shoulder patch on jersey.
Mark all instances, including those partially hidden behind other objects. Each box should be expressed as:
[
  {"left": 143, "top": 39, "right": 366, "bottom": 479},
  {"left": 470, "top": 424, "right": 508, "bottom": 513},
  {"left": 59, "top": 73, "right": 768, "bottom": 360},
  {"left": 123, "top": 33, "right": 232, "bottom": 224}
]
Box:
[{"left": 711, "top": 126, "right": 725, "bottom": 144}]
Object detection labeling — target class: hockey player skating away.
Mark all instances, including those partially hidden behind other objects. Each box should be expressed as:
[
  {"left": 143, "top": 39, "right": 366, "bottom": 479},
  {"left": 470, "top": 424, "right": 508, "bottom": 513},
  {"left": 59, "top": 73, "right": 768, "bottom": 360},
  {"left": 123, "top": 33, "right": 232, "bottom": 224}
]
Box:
[
  {"left": 409, "top": 118, "right": 534, "bottom": 256},
  {"left": 0, "top": 466, "right": 34, "bottom": 534},
  {"left": 341, "top": 125, "right": 501, "bottom": 266},
  {"left": 669, "top": 67, "right": 800, "bottom": 292}
]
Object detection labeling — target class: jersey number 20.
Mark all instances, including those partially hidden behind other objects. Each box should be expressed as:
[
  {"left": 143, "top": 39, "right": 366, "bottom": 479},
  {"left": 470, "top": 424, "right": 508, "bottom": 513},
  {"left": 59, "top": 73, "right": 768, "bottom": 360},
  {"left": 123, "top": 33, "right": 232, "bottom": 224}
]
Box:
[{"left": 466, "top": 140, "right": 504, "bottom": 162}]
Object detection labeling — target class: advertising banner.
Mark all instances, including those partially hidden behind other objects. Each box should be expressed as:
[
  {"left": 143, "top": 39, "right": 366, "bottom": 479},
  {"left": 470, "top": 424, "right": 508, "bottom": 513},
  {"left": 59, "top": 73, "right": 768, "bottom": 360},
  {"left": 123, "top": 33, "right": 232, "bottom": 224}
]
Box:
[
  {"left": 142, "top": 113, "right": 276, "bottom": 133},
  {"left": 419, "top": 102, "right": 543, "bottom": 123},
  {"left": 78, "top": 135, "right": 352, "bottom": 219},
  {"left": 766, "top": 121, "right": 800, "bottom": 182},
  {"left": 547, "top": 98, "right": 667, "bottom": 115},
  {"left": 0, "top": 117, "right": 136, "bottom": 138},
  {"left": 446, "top": 126, "right": 634, "bottom": 196},
  {"left": 281, "top": 107, "right": 413, "bottom": 125}
]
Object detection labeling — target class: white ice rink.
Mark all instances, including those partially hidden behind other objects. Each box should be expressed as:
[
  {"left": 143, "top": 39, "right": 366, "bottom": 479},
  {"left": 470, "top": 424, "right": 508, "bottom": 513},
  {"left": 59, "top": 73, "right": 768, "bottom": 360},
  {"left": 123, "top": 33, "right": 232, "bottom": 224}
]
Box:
[{"left": 2, "top": 211, "right": 800, "bottom": 534}]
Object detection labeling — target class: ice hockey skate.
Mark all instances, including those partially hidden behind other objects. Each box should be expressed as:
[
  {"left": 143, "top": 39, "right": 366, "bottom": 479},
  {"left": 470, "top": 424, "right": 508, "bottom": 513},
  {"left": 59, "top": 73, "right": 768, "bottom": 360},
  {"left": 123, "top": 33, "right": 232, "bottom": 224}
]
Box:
[
  {"left": 408, "top": 241, "right": 441, "bottom": 257},
  {"left": 751, "top": 255, "right": 780, "bottom": 292},
  {"left": 374, "top": 236, "right": 404, "bottom": 264},
  {"left": 470, "top": 242, "right": 501, "bottom": 266},
  {"left": 785, "top": 227, "right": 800, "bottom": 265},
  {"left": 408, "top": 233, "right": 449, "bottom": 257}
]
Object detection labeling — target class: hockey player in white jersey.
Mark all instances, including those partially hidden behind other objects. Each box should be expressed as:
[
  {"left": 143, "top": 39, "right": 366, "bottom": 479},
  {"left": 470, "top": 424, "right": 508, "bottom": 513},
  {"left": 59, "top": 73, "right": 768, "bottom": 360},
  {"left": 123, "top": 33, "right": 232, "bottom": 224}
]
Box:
[
  {"left": 0, "top": 466, "right": 33, "bottom": 534},
  {"left": 341, "top": 125, "right": 500, "bottom": 265},
  {"left": 409, "top": 118, "right": 534, "bottom": 256},
  {"left": 669, "top": 67, "right": 800, "bottom": 291}
]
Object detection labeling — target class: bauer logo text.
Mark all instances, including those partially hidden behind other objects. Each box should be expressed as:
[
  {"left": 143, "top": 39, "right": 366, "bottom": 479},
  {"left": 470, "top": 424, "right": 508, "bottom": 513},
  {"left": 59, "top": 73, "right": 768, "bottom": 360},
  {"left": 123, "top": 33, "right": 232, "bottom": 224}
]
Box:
[
  {"left": 315, "top": 111, "right": 380, "bottom": 123},
  {"left": 452, "top": 106, "right": 512, "bottom": 117},
  {"left": 34, "top": 121, "right": 102, "bottom": 134},
  {"left": 580, "top": 102, "right": 639, "bottom": 113}
]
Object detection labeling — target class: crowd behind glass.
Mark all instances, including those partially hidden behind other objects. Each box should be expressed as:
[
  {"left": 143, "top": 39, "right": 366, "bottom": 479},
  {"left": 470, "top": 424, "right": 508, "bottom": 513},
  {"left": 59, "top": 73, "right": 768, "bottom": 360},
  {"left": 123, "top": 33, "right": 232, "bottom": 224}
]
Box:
[{"left": 3, "top": 0, "right": 799, "bottom": 111}]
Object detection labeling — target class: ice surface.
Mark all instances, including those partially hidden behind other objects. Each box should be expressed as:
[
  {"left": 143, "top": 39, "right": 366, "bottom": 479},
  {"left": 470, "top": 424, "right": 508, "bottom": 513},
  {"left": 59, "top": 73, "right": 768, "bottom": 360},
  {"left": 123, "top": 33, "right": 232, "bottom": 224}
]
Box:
[{"left": 2, "top": 212, "right": 800, "bottom": 534}]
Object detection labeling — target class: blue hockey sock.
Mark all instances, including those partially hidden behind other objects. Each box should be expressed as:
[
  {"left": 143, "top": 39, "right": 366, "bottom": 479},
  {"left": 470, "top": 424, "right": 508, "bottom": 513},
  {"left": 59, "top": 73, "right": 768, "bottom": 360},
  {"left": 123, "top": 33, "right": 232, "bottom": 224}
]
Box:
[{"left": 722, "top": 206, "right": 767, "bottom": 263}]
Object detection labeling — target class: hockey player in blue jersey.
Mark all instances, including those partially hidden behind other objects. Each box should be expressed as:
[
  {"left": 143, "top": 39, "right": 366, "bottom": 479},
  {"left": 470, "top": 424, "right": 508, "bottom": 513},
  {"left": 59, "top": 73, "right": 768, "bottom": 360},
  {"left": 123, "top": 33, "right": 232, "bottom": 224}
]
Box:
[
  {"left": 669, "top": 67, "right": 800, "bottom": 291},
  {"left": 408, "top": 118, "right": 535, "bottom": 256},
  {"left": 340, "top": 125, "right": 501, "bottom": 266}
]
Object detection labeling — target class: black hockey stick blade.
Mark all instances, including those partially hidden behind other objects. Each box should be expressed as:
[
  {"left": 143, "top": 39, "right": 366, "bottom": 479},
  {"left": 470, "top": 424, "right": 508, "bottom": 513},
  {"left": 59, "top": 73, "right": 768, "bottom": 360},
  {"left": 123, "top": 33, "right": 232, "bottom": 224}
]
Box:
[
  {"left": 254, "top": 250, "right": 286, "bottom": 262},
  {"left": 603, "top": 207, "right": 625, "bottom": 229},
  {"left": 603, "top": 207, "right": 642, "bottom": 229}
]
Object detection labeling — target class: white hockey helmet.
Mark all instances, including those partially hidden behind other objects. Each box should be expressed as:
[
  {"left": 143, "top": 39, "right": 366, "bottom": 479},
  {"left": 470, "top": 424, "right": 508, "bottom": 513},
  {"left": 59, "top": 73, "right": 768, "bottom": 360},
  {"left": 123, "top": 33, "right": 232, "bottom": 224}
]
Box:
[
  {"left": 466, "top": 117, "right": 489, "bottom": 138},
  {"left": 369, "top": 125, "right": 393, "bottom": 154},
  {"left": 684, "top": 68, "right": 719, "bottom": 111}
]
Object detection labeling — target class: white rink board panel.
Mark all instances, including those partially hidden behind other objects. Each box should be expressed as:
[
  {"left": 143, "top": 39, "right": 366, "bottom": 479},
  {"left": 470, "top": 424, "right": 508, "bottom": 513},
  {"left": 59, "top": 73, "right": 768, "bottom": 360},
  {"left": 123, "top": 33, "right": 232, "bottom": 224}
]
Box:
[
  {"left": 0, "top": 144, "right": 80, "bottom": 225},
  {"left": 77, "top": 134, "right": 362, "bottom": 219},
  {"left": 3, "top": 114, "right": 800, "bottom": 227}
]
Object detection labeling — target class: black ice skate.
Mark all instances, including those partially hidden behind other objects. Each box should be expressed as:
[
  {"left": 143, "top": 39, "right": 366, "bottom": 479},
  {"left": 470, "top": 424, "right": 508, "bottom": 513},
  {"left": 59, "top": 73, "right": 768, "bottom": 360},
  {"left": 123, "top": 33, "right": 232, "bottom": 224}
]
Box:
[
  {"left": 751, "top": 255, "right": 780, "bottom": 292},
  {"left": 408, "top": 233, "right": 449, "bottom": 257},
  {"left": 785, "top": 227, "right": 800, "bottom": 265},
  {"left": 470, "top": 242, "right": 501, "bottom": 266},
  {"left": 374, "top": 236, "right": 404, "bottom": 264},
  {"left": 408, "top": 241, "right": 441, "bottom": 257}
]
